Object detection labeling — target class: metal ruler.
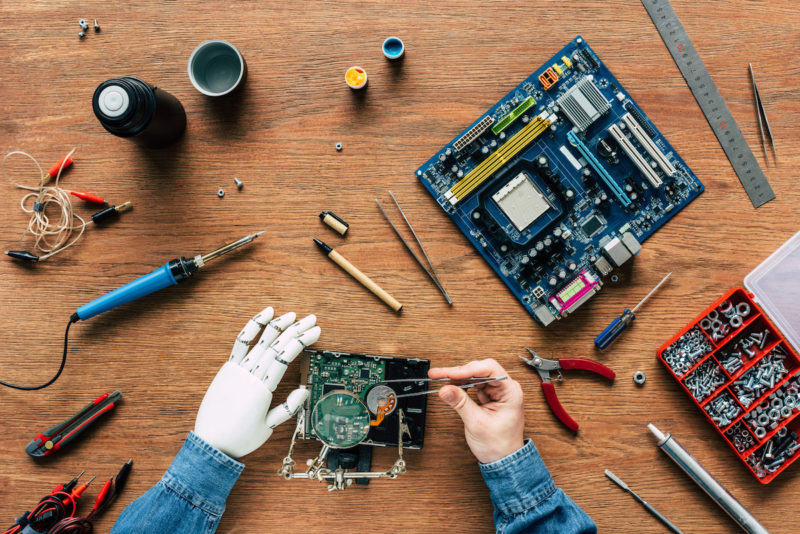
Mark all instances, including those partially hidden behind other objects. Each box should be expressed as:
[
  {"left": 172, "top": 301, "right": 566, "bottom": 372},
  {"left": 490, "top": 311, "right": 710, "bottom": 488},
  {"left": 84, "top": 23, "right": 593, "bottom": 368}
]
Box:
[{"left": 641, "top": 0, "right": 775, "bottom": 208}]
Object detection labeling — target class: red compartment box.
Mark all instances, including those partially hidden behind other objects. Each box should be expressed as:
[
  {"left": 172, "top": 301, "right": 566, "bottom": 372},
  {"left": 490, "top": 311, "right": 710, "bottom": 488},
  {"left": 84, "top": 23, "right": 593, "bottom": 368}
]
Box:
[{"left": 657, "top": 287, "right": 800, "bottom": 484}]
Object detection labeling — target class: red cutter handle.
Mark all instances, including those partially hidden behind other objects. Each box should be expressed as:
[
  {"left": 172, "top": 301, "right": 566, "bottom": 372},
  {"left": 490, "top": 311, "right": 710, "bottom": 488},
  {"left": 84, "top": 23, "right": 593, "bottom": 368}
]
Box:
[
  {"left": 541, "top": 382, "right": 579, "bottom": 432},
  {"left": 558, "top": 358, "right": 616, "bottom": 380}
]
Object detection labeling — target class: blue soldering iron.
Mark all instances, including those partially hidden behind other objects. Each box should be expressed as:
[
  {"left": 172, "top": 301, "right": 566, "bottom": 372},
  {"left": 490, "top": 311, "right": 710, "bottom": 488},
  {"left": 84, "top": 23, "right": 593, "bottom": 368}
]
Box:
[
  {"left": 76, "top": 231, "right": 263, "bottom": 320},
  {"left": 1, "top": 232, "right": 263, "bottom": 391}
]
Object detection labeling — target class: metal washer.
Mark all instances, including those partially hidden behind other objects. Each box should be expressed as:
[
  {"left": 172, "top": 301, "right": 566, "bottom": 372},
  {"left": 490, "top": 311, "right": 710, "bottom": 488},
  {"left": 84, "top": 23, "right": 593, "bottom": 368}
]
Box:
[{"left": 633, "top": 371, "right": 646, "bottom": 386}]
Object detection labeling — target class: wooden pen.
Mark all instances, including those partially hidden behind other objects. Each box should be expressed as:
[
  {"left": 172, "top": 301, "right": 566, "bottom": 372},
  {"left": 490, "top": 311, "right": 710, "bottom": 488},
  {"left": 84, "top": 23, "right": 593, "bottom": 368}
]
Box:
[{"left": 313, "top": 238, "right": 402, "bottom": 312}]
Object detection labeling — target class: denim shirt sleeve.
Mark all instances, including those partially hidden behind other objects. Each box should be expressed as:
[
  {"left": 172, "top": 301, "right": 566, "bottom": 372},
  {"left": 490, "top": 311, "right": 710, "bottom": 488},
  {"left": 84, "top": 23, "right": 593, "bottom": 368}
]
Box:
[
  {"left": 110, "top": 431, "right": 244, "bottom": 534},
  {"left": 480, "top": 439, "right": 596, "bottom": 534}
]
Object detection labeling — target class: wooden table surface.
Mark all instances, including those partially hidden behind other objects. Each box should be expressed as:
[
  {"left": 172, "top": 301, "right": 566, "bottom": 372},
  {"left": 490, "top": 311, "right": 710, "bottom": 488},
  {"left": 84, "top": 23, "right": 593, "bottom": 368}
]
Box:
[{"left": 1, "top": 1, "right": 798, "bottom": 532}]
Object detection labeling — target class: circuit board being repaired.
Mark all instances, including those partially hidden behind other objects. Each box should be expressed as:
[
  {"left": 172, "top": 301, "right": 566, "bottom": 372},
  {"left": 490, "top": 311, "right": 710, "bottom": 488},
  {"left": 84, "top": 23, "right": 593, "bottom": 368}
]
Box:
[
  {"left": 416, "top": 36, "right": 703, "bottom": 326},
  {"left": 299, "top": 349, "right": 429, "bottom": 449}
]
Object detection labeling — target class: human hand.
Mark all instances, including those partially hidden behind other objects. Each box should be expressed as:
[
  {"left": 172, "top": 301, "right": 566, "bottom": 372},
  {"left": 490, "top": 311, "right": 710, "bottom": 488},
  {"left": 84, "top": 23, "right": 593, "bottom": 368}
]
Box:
[
  {"left": 428, "top": 359, "right": 524, "bottom": 464},
  {"left": 194, "top": 307, "right": 321, "bottom": 459}
]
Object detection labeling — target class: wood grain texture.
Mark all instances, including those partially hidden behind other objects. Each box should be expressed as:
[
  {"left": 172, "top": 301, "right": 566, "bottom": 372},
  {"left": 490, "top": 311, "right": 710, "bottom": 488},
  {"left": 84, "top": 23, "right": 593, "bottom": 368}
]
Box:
[{"left": 1, "top": 1, "right": 798, "bottom": 532}]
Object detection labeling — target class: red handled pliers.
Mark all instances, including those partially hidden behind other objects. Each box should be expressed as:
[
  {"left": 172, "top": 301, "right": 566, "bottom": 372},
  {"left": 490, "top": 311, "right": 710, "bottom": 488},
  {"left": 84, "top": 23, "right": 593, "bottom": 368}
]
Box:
[{"left": 520, "top": 348, "right": 615, "bottom": 432}]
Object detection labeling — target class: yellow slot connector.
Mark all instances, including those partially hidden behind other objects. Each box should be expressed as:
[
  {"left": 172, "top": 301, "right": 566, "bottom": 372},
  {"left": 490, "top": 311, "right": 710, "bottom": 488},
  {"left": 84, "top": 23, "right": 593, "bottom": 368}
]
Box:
[{"left": 445, "top": 112, "right": 554, "bottom": 205}]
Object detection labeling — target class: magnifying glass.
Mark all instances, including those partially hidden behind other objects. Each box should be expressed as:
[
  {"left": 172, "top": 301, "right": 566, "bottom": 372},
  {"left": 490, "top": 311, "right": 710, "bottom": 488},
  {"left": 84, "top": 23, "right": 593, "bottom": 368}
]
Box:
[{"left": 311, "top": 390, "right": 372, "bottom": 449}]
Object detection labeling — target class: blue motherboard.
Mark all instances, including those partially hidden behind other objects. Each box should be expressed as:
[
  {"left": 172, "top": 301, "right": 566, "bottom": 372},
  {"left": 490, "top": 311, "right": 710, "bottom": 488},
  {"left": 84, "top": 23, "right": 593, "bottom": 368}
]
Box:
[{"left": 416, "top": 37, "right": 703, "bottom": 326}]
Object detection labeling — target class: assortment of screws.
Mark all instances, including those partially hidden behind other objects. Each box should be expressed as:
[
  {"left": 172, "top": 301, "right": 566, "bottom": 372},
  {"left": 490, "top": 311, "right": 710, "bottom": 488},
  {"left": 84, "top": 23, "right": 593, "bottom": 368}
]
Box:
[
  {"left": 705, "top": 391, "right": 742, "bottom": 428},
  {"left": 684, "top": 359, "right": 726, "bottom": 402},
  {"left": 699, "top": 300, "right": 751, "bottom": 342},
  {"left": 731, "top": 346, "right": 789, "bottom": 408},
  {"left": 77, "top": 18, "right": 99, "bottom": 39},
  {"left": 660, "top": 291, "right": 800, "bottom": 482},
  {"left": 662, "top": 327, "right": 713, "bottom": 377},
  {"left": 746, "top": 429, "right": 800, "bottom": 479},
  {"left": 725, "top": 421, "right": 758, "bottom": 453},
  {"left": 743, "top": 373, "right": 800, "bottom": 440},
  {"left": 718, "top": 327, "right": 772, "bottom": 374}
]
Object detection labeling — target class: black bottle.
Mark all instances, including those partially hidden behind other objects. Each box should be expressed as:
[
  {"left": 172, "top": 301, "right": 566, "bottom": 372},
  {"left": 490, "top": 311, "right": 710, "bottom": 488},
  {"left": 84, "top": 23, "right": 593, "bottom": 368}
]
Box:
[{"left": 92, "top": 77, "right": 186, "bottom": 148}]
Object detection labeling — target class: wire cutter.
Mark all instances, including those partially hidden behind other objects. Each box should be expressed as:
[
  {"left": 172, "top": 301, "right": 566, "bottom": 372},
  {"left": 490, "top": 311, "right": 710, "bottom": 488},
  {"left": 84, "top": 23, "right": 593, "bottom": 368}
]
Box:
[
  {"left": 26, "top": 391, "right": 122, "bottom": 457},
  {"left": 520, "top": 348, "right": 615, "bottom": 432}
]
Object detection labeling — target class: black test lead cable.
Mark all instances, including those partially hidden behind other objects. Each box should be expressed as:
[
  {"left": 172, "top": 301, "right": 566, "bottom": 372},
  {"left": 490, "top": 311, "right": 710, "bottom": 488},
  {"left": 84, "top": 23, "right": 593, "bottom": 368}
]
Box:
[{"left": 0, "top": 314, "right": 79, "bottom": 390}]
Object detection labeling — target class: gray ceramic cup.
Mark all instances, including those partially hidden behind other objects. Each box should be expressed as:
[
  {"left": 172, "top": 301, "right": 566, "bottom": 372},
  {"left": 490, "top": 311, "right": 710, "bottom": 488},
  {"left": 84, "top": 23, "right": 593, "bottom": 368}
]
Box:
[{"left": 188, "top": 40, "right": 247, "bottom": 96}]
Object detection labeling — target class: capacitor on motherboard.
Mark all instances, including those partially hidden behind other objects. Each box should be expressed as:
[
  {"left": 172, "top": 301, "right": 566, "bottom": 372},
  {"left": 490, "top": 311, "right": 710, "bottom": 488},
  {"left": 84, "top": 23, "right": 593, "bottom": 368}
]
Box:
[
  {"left": 444, "top": 148, "right": 452, "bottom": 158},
  {"left": 481, "top": 146, "right": 489, "bottom": 155},
  {"left": 553, "top": 227, "right": 562, "bottom": 237},
  {"left": 528, "top": 249, "right": 537, "bottom": 259},
  {"left": 520, "top": 256, "right": 530, "bottom": 266},
  {"left": 535, "top": 241, "right": 544, "bottom": 251},
  {"left": 558, "top": 269, "right": 567, "bottom": 279},
  {"left": 544, "top": 237, "right": 552, "bottom": 247},
  {"left": 567, "top": 261, "right": 577, "bottom": 271},
  {"left": 548, "top": 276, "right": 558, "bottom": 286}
]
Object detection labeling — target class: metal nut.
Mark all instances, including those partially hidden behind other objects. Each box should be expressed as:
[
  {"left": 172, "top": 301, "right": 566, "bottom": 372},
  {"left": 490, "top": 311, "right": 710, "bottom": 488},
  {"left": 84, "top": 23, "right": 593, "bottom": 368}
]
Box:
[
  {"left": 217, "top": 189, "right": 225, "bottom": 198},
  {"left": 633, "top": 371, "right": 646, "bottom": 386}
]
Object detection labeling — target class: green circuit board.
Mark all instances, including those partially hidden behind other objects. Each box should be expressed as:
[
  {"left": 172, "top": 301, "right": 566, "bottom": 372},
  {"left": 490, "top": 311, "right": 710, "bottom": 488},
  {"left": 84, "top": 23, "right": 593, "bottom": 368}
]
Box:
[{"left": 301, "top": 350, "right": 386, "bottom": 438}]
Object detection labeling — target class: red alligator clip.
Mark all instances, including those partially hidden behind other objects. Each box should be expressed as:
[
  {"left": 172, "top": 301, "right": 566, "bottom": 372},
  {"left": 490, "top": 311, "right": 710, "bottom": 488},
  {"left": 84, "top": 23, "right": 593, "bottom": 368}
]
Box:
[{"left": 520, "top": 348, "right": 615, "bottom": 431}]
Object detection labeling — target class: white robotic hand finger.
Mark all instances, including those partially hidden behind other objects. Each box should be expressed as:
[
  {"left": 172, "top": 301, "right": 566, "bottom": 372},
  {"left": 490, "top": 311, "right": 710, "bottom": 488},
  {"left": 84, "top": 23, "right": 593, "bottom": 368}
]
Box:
[
  {"left": 241, "top": 312, "right": 296, "bottom": 370},
  {"left": 229, "top": 307, "right": 274, "bottom": 364},
  {"left": 253, "top": 315, "right": 317, "bottom": 380},
  {"left": 266, "top": 387, "right": 310, "bottom": 429},
  {"left": 264, "top": 327, "right": 321, "bottom": 391}
]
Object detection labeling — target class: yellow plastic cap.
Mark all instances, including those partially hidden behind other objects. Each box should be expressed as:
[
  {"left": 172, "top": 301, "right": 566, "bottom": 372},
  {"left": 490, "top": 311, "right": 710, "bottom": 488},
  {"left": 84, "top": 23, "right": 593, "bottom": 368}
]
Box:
[{"left": 345, "top": 66, "right": 368, "bottom": 90}]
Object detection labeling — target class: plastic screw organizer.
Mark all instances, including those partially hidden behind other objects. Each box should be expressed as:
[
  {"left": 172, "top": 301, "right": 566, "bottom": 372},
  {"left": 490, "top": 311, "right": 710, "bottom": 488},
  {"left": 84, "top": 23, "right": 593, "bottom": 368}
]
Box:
[{"left": 657, "top": 231, "right": 800, "bottom": 483}]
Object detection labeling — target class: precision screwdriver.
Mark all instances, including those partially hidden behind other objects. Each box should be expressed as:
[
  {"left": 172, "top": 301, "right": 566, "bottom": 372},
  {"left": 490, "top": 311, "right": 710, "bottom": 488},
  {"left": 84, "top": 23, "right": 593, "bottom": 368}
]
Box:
[
  {"left": 75, "top": 232, "right": 264, "bottom": 320},
  {"left": 594, "top": 272, "right": 672, "bottom": 350},
  {"left": 604, "top": 469, "right": 683, "bottom": 534}
]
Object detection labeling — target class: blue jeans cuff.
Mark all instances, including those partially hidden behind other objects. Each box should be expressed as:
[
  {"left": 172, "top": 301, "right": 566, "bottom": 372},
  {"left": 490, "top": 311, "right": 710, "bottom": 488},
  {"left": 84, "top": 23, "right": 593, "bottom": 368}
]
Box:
[
  {"left": 479, "top": 438, "right": 557, "bottom": 517},
  {"left": 160, "top": 431, "right": 245, "bottom": 516}
]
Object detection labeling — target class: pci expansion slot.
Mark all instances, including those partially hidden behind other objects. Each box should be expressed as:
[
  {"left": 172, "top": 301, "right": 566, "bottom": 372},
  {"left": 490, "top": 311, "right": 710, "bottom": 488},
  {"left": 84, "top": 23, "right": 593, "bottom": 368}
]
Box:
[{"left": 567, "top": 130, "right": 631, "bottom": 207}]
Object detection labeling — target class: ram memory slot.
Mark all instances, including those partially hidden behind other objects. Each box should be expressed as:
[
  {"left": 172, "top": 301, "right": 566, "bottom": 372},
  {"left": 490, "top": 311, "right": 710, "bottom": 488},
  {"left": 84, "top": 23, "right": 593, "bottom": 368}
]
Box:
[
  {"left": 492, "top": 96, "right": 536, "bottom": 135},
  {"left": 567, "top": 130, "right": 631, "bottom": 207},
  {"left": 621, "top": 113, "right": 676, "bottom": 177},
  {"left": 608, "top": 124, "right": 663, "bottom": 188},
  {"left": 446, "top": 112, "right": 553, "bottom": 205}
]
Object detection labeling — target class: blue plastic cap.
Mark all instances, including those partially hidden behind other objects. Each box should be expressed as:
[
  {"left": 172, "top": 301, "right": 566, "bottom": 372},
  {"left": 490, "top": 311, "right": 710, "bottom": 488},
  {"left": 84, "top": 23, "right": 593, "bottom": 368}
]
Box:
[{"left": 382, "top": 36, "right": 405, "bottom": 60}]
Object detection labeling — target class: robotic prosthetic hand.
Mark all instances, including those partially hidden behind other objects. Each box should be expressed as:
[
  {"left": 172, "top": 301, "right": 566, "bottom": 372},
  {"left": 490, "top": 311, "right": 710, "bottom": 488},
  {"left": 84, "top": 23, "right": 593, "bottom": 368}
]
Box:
[{"left": 195, "top": 307, "right": 321, "bottom": 459}]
